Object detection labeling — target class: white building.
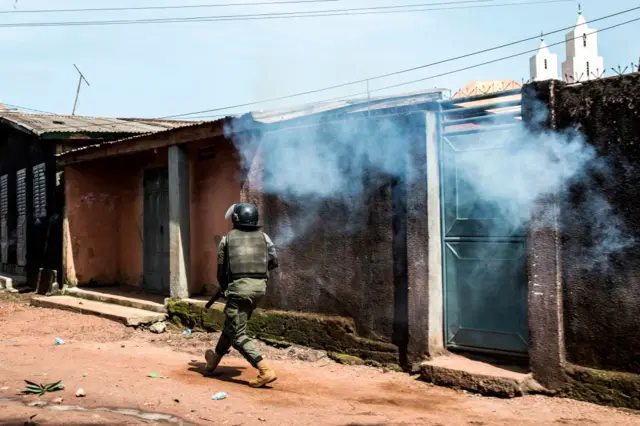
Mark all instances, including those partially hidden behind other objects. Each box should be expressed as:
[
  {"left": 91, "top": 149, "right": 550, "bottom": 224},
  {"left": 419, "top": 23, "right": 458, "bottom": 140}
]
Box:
[
  {"left": 561, "top": 5, "right": 604, "bottom": 82},
  {"left": 530, "top": 34, "right": 559, "bottom": 81}
]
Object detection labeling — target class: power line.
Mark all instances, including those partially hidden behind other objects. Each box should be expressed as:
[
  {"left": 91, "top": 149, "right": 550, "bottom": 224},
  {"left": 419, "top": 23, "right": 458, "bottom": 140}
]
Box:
[
  {"left": 1, "top": 0, "right": 341, "bottom": 14},
  {"left": 160, "top": 5, "right": 640, "bottom": 119},
  {"left": 4, "top": 7, "right": 637, "bottom": 130},
  {"left": 0, "top": 0, "right": 572, "bottom": 28},
  {"left": 361, "top": 16, "right": 640, "bottom": 96},
  {"left": 0, "top": 102, "right": 55, "bottom": 115},
  {"left": 225, "top": 16, "right": 640, "bottom": 115},
  {"left": 4, "top": 12, "right": 637, "bottom": 133}
]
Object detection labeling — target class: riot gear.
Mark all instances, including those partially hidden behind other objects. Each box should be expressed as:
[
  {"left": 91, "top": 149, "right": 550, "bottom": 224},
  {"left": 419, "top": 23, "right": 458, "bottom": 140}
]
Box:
[
  {"left": 225, "top": 203, "right": 260, "bottom": 229},
  {"left": 227, "top": 229, "right": 269, "bottom": 281}
]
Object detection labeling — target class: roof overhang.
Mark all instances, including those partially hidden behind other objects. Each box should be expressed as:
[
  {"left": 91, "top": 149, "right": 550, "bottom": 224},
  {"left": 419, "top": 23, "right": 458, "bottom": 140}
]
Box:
[{"left": 56, "top": 115, "right": 262, "bottom": 167}]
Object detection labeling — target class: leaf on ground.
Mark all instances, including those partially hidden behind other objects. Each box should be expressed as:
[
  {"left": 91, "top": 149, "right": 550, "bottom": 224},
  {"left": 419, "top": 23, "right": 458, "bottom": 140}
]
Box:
[
  {"left": 22, "top": 380, "right": 65, "bottom": 395},
  {"left": 147, "top": 373, "right": 168, "bottom": 379}
]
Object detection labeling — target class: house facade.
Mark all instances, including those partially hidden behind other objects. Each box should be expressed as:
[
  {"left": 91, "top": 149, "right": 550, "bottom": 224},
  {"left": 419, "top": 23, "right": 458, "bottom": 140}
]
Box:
[
  {"left": 0, "top": 113, "right": 189, "bottom": 289},
  {"left": 54, "top": 77, "right": 640, "bottom": 403}
]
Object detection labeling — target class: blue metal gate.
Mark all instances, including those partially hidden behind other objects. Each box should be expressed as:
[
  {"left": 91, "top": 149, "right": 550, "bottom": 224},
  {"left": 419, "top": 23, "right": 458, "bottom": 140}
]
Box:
[{"left": 439, "top": 90, "right": 528, "bottom": 355}]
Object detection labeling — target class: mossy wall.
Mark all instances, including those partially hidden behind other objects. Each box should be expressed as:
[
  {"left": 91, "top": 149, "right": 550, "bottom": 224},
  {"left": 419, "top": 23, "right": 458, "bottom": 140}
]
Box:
[
  {"left": 562, "top": 365, "right": 640, "bottom": 411},
  {"left": 167, "top": 299, "right": 399, "bottom": 365}
]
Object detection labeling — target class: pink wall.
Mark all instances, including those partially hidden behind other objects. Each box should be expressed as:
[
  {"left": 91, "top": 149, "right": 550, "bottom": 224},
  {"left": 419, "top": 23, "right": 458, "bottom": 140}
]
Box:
[
  {"left": 189, "top": 138, "right": 242, "bottom": 295},
  {"left": 64, "top": 161, "right": 120, "bottom": 285},
  {"left": 64, "top": 150, "right": 167, "bottom": 287}
]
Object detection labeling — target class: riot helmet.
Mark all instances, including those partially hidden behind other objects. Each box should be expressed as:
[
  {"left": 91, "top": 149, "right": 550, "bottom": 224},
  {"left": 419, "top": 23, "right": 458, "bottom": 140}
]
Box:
[{"left": 225, "top": 203, "right": 260, "bottom": 229}]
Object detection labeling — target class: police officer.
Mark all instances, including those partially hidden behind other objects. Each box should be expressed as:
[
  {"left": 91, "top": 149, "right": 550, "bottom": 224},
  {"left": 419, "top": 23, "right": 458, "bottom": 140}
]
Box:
[{"left": 204, "top": 203, "right": 279, "bottom": 388}]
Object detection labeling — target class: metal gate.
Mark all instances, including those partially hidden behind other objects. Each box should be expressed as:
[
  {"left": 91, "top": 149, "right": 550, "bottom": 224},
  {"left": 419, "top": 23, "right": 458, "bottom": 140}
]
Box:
[
  {"left": 143, "top": 168, "right": 170, "bottom": 295},
  {"left": 439, "top": 90, "right": 528, "bottom": 355}
]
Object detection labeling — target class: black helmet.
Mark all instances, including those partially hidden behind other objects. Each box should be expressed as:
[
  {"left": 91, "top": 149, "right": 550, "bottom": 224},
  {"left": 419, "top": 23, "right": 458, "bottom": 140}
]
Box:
[{"left": 225, "top": 203, "right": 260, "bottom": 228}]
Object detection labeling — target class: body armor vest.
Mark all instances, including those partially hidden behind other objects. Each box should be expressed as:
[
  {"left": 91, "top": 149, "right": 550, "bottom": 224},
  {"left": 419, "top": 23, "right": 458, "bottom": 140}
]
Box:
[{"left": 227, "top": 229, "right": 268, "bottom": 280}]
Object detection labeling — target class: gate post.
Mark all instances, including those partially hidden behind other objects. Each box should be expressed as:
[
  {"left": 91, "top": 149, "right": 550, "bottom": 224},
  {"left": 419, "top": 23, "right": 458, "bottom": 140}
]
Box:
[
  {"left": 168, "top": 144, "right": 191, "bottom": 299},
  {"left": 406, "top": 110, "right": 445, "bottom": 368},
  {"left": 425, "top": 110, "right": 445, "bottom": 356},
  {"left": 522, "top": 81, "right": 567, "bottom": 389}
]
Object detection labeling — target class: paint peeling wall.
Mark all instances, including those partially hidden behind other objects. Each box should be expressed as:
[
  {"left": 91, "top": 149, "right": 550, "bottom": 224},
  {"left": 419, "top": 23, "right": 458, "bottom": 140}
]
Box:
[
  {"left": 64, "top": 150, "right": 167, "bottom": 287},
  {"left": 64, "top": 162, "right": 120, "bottom": 285}
]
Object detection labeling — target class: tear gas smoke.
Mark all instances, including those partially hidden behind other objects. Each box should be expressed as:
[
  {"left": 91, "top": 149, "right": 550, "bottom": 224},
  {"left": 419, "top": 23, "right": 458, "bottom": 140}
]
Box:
[{"left": 224, "top": 102, "right": 632, "bottom": 268}]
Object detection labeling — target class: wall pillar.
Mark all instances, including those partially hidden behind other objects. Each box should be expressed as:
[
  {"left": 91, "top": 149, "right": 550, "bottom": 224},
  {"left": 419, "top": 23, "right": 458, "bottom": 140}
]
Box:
[
  {"left": 169, "top": 144, "right": 190, "bottom": 299},
  {"left": 406, "top": 110, "right": 445, "bottom": 368},
  {"left": 522, "top": 81, "right": 566, "bottom": 389}
]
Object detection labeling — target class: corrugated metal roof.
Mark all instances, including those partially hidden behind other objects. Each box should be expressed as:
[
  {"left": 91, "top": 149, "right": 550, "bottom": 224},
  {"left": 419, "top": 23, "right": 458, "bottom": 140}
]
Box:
[
  {"left": 56, "top": 88, "right": 449, "bottom": 161},
  {"left": 0, "top": 113, "right": 192, "bottom": 137},
  {"left": 251, "top": 88, "right": 447, "bottom": 123}
]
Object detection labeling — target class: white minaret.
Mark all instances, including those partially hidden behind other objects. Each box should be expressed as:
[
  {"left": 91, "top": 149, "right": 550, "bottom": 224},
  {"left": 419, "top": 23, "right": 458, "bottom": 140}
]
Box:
[
  {"left": 561, "top": 4, "right": 604, "bottom": 82},
  {"left": 530, "top": 32, "right": 559, "bottom": 81}
]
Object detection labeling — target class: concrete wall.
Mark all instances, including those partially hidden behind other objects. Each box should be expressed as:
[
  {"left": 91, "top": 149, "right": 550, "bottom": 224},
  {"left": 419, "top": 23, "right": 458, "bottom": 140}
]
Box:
[
  {"left": 552, "top": 74, "right": 640, "bottom": 375},
  {"left": 64, "top": 149, "right": 166, "bottom": 286},
  {"left": 238, "top": 114, "right": 428, "bottom": 349},
  {"left": 523, "top": 73, "right": 640, "bottom": 385}
]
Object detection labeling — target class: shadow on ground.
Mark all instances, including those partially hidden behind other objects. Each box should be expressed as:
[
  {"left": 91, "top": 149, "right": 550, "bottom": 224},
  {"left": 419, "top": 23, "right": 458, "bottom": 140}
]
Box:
[{"left": 187, "top": 361, "right": 276, "bottom": 389}]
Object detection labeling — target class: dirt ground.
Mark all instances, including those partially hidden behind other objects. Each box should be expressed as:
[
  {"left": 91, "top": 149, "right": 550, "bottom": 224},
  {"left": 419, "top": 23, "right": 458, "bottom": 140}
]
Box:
[{"left": 0, "top": 293, "right": 639, "bottom": 426}]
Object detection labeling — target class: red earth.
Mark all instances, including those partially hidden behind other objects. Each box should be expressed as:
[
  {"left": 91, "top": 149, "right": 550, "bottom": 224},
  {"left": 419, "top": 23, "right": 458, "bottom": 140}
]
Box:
[{"left": 0, "top": 293, "right": 639, "bottom": 426}]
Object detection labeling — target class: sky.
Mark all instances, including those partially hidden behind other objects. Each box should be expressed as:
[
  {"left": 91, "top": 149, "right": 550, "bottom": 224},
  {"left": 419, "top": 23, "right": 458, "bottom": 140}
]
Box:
[{"left": 0, "top": 0, "right": 638, "bottom": 119}]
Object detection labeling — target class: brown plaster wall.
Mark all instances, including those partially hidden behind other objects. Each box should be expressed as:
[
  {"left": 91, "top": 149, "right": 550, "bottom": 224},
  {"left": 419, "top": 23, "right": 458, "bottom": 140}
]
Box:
[
  {"left": 552, "top": 74, "right": 640, "bottom": 375},
  {"left": 236, "top": 115, "right": 427, "bottom": 354},
  {"left": 189, "top": 138, "right": 242, "bottom": 295},
  {"left": 64, "top": 149, "right": 167, "bottom": 286},
  {"left": 64, "top": 161, "right": 120, "bottom": 285},
  {"left": 521, "top": 80, "right": 566, "bottom": 389}
]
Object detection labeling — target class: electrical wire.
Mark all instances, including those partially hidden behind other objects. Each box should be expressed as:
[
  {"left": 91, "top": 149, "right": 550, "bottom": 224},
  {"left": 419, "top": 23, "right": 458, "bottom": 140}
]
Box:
[
  {"left": 359, "top": 17, "right": 640, "bottom": 96},
  {"left": 180, "top": 16, "right": 640, "bottom": 119},
  {"left": 4, "top": 7, "right": 638, "bottom": 129},
  {"left": 160, "top": 5, "right": 640, "bottom": 119},
  {"left": 0, "top": 0, "right": 571, "bottom": 28},
  {"left": 0, "top": 0, "right": 342, "bottom": 14},
  {"left": 0, "top": 102, "right": 56, "bottom": 115}
]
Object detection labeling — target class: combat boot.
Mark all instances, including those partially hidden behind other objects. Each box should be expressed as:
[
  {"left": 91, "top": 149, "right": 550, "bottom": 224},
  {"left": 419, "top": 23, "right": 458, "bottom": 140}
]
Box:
[
  {"left": 204, "top": 349, "right": 222, "bottom": 376},
  {"left": 249, "top": 360, "right": 277, "bottom": 388}
]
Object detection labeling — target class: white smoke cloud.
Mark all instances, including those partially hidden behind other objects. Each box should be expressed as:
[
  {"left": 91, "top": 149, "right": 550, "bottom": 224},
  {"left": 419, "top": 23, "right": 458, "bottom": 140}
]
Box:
[{"left": 225, "top": 100, "right": 632, "bottom": 268}]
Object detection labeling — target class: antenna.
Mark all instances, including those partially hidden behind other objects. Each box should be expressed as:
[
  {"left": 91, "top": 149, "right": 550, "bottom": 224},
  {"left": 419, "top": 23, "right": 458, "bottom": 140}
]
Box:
[{"left": 72, "top": 64, "right": 90, "bottom": 116}]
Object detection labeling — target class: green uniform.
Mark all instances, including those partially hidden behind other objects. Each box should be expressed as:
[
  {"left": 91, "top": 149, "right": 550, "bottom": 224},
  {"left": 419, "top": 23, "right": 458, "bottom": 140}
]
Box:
[{"left": 213, "top": 230, "right": 278, "bottom": 367}]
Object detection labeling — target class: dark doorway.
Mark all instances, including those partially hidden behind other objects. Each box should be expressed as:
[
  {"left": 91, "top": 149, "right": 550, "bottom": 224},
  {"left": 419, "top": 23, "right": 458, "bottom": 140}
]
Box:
[{"left": 143, "top": 168, "right": 170, "bottom": 295}]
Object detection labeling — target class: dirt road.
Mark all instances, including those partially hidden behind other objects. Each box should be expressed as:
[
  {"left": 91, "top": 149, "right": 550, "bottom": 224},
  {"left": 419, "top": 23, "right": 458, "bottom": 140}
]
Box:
[{"left": 0, "top": 294, "right": 638, "bottom": 426}]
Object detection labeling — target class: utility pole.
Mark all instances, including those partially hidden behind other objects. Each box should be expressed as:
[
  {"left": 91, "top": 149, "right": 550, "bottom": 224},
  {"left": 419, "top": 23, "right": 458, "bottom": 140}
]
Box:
[{"left": 72, "top": 64, "right": 90, "bottom": 116}]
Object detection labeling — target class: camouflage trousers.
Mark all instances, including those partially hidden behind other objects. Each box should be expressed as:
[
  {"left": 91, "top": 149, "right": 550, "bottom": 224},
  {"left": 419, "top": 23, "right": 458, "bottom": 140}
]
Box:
[{"left": 214, "top": 295, "right": 263, "bottom": 368}]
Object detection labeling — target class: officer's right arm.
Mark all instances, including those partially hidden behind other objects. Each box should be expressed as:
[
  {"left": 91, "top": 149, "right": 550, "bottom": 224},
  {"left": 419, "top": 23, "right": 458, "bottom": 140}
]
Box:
[{"left": 264, "top": 234, "right": 279, "bottom": 271}]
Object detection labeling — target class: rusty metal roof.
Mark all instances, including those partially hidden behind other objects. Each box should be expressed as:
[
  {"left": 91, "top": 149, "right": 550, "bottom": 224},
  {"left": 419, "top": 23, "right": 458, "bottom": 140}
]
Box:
[
  {"left": 0, "top": 113, "right": 191, "bottom": 137},
  {"left": 56, "top": 88, "right": 449, "bottom": 163}
]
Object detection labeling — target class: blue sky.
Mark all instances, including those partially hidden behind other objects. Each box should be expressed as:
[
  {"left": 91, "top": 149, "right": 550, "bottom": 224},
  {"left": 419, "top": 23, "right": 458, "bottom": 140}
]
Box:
[{"left": 0, "top": 0, "right": 638, "bottom": 119}]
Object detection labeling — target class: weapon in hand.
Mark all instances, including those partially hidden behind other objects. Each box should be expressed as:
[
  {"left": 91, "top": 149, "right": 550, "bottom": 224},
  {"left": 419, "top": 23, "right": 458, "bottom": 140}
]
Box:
[{"left": 205, "top": 288, "right": 223, "bottom": 309}]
